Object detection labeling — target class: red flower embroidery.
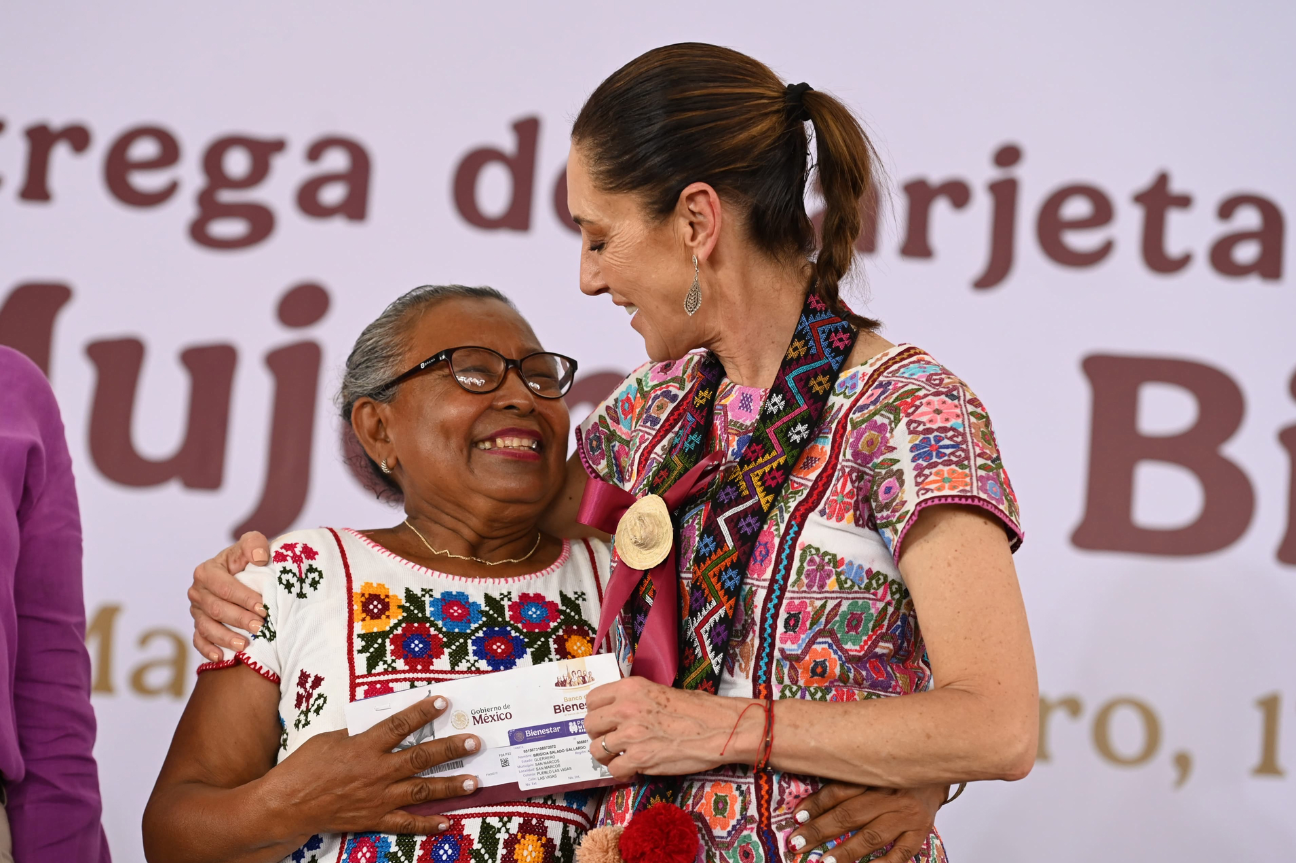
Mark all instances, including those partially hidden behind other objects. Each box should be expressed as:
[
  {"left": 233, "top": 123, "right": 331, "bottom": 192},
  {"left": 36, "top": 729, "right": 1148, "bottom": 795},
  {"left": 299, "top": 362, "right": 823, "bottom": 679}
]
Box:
[
  {"left": 508, "top": 593, "right": 560, "bottom": 632},
  {"left": 389, "top": 622, "right": 445, "bottom": 672},
  {"left": 273, "top": 542, "right": 323, "bottom": 598}
]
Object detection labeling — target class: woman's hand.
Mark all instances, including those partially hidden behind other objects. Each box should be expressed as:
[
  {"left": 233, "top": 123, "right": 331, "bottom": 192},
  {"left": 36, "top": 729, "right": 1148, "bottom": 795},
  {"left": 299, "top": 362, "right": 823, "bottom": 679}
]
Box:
[
  {"left": 144, "top": 667, "right": 482, "bottom": 863},
  {"left": 264, "top": 693, "right": 481, "bottom": 837},
  {"left": 189, "top": 531, "right": 272, "bottom": 662},
  {"left": 584, "top": 677, "right": 766, "bottom": 778},
  {"left": 787, "top": 783, "right": 947, "bottom": 863}
]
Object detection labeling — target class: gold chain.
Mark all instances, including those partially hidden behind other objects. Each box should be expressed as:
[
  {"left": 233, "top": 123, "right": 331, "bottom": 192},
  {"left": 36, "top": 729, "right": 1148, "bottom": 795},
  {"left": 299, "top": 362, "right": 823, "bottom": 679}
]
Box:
[{"left": 403, "top": 519, "right": 542, "bottom": 567}]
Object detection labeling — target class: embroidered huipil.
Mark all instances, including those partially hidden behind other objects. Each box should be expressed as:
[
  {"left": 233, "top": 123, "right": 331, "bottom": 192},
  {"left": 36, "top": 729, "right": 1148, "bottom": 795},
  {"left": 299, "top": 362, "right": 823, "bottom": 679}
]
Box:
[
  {"left": 577, "top": 344, "right": 1024, "bottom": 863},
  {"left": 199, "top": 527, "right": 610, "bottom": 863}
]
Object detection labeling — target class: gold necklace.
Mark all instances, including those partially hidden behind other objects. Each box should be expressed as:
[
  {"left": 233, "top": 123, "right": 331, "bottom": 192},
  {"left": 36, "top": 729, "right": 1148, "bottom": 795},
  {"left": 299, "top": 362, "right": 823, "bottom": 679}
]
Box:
[{"left": 403, "top": 519, "right": 542, "bottom": 567}]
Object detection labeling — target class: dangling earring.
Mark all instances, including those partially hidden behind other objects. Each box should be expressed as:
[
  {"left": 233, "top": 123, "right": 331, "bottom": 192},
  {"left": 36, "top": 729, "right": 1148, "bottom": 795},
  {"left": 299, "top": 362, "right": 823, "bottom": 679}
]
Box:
[
  {"left": 684, "top": 254, "right": 702, "bottom": 316},
  {"left": 380, "top": 459, "right": 392, "bottom": 475}
]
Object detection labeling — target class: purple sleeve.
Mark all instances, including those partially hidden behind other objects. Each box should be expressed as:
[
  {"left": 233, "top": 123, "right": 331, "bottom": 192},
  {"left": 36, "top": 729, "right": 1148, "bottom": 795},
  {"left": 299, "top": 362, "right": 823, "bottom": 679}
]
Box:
[{"left": 0, "top": 347, "right": 110, "bottom": 862}]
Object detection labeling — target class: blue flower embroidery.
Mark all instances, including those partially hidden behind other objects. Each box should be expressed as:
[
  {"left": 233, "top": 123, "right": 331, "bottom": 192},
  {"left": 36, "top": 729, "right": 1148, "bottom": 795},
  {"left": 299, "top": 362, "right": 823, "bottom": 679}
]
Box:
[
  {"left": 472, "top": 626, "right": 527, "bottom": 671},
  {"left": 428, "top": 591, "right": 483, "bottom": 632}
]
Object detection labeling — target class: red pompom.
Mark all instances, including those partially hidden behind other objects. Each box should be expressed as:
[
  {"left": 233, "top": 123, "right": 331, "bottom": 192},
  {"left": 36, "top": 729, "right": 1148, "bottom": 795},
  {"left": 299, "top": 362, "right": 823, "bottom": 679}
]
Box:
[{"left": 618, "top": 802, "right": 699, "bottom": 863}]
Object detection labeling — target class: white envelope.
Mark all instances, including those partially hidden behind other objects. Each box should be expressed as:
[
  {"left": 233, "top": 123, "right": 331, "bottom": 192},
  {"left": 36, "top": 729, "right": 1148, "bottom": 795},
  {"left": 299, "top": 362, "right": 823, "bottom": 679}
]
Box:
[{"left": 344, "top": 654, "right": 623, "bottom": 814}]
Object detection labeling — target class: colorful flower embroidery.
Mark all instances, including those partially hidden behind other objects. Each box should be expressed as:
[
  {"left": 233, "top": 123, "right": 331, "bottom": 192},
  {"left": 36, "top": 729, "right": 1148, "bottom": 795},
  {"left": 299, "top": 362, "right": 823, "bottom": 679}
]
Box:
[
  {"left": 802, "top": 552, "right": 837, "bottom": 591},
  {"left": 779, "top": 599, "right": 812, "bottom": 647},
  {"left": 508, "top": 593, "right": 560, "bottom": 632},
  {"left": 389, "top": 622, "right": 444, "bottom": 672},
  {"left": 501, "top": 817, "right": 555, "bottom": 863},
  {"left": 701, "top": 782, "right": 738, "bottom": 833},
  {"left": 553, "top": 624, "right": 593, "bottom": 659},
  {"left": 910, "top": 434, "right": 959, "bottom": 463},
  {"left": 343, "top": 833, "right": 392, "bottom": 863},
  {"left": 353, "top": 582, "right": 402, "bottom": 633},
  {"left": 293, "top": 670, "right": 327, "bottom": 730},
  {"left": 275, "top": 542, "right": 324, "bottom": 599},
  {"left": 822, "top": 473, "right": 857, "bottom": 524},
  {"left": 428, "top": 591, "right": 482, "bottom": 633},
  {"left": 921, "top": 466, "right": 972, "bottom": 494},
  {"left": 472, "top": 627, "right": 527, "bottom": 671},
  {"left": 909, "top": 393, "right": 962, "bottom": 427},
  {"left": 418, "top": 820, "right": 474, "bottom": 863}
]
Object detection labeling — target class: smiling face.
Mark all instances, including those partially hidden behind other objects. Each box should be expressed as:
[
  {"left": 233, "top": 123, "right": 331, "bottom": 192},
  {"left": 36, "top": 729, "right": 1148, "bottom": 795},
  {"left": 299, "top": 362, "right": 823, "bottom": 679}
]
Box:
[
  {"left": 356, "top": 297, "right": 570, "bottom": 523},
  {"left": 566, "top": 145, "right": 709, "bottom": 362}
]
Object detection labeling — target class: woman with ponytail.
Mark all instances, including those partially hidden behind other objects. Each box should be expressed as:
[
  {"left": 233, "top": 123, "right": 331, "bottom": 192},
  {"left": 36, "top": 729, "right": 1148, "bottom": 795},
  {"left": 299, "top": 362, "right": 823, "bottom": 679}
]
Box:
[
  {"left": 186, "top": 43, "right": 1037, "bottom": 863},
  {"left": 564, "top": 44, "right": 1036, "bottom": 863}
]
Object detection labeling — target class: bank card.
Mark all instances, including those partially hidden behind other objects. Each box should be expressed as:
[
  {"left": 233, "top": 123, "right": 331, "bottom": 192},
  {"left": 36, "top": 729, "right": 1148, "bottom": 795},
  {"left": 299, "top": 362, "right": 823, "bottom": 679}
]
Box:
[{"left": 344, "top": 654, "right": 622, "bottom": 814}]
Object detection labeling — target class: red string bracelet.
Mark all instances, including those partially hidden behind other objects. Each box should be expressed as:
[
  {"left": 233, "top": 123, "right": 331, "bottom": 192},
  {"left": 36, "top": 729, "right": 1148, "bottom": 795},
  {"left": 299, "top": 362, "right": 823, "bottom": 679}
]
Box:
[
  {"left": 755, "top": 693, "right": 776, "bottom": 770},
  {"left": 718, "top": 702, "right": 764, "bottom": 757}
]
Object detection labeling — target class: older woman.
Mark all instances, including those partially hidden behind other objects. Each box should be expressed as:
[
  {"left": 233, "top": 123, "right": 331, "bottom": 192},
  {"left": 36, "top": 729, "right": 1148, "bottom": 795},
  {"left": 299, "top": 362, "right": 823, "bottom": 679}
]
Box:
[
  {"left": 188, "top": 43, "right": 1038, "bottom": 863},
  {"left": 144, "top": 286, "right": 609, "bottom": 863}
]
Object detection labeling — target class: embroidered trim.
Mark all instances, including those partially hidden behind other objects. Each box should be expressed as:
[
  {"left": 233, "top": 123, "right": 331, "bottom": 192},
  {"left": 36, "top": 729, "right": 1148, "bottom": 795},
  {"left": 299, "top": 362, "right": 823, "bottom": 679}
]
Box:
[
  {"left": 893, "top": 494, "right": 1025, "bottom": 559},
  {"left": 443, "top": 801, "right": 596, "bottom": 831},
  {"left": 343, "top": 528, "right": 572, "bottom": 584},
  {"left": 581, "top": 538, "right": 605, "bottom": 605},
  {"left": 196, "top": 657, "right": 239, "bottom": 675},
  {"left": 196, "top": 653, "right": 281, "bottom": 685}
]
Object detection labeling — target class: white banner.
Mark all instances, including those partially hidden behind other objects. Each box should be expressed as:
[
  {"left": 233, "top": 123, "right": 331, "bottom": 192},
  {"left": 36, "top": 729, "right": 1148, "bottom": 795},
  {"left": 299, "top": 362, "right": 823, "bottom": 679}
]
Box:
[{"left": 2, "top": 2, "right": 1293, "bottom": 860}]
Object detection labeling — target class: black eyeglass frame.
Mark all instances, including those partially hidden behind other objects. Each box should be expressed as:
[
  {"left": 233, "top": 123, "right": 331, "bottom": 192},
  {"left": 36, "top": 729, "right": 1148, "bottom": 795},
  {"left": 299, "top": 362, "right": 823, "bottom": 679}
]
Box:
[{"left": 383, "top": 345, "right": 579, "bottom": 399}]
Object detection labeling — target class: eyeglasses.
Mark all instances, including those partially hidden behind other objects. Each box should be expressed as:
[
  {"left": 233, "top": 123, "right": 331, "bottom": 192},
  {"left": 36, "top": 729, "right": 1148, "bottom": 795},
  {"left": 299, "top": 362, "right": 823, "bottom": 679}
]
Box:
[{"left": 384, "top": 346, "right": 578, "bottom": 399}]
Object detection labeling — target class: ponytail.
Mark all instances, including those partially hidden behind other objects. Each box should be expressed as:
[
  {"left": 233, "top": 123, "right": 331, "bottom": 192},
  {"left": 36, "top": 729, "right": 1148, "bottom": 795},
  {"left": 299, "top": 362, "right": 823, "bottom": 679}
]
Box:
[
  {"left": 573, "top": 43, "right": 882, "bottom": 332},
  {"left": 802, "top": 90, "right": 880, "bottom": 331}
]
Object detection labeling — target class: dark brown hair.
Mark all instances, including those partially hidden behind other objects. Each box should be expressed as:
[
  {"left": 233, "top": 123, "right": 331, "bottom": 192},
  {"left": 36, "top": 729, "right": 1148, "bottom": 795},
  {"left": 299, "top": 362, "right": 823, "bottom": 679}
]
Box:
[{"left": 572, "top": 42, "right": 879, "bottom": 330}]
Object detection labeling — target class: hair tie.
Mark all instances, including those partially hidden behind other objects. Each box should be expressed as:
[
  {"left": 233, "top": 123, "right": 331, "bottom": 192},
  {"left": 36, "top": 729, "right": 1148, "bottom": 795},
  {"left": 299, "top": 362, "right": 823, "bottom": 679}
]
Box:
[{"left": 784, "top": 81, "right": 814, "bottom": 123}]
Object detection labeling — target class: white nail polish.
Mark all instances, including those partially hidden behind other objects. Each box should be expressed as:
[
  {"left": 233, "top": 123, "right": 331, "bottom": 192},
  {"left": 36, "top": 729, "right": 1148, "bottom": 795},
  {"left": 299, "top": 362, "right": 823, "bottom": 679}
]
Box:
[
  {"left": 790, "top": 835, "right": 806, "bottom": 851},
  {"left": 463, "top": 778, "right": 476, "bottom": 792},
  {"left": 437, "top": 821, "right": 449, "bottom": 832},
  {"left": 824, "top": 856, "right": 837, "bottom": 863},
  {"left": 795, "top": 809, "right": 810, "bottom": 824},
  {"left": 434, "top": 697, "right": 447, "bottom": 710},
  {"left": 464, "top": 737, "right": 478, "bottom": 752}
]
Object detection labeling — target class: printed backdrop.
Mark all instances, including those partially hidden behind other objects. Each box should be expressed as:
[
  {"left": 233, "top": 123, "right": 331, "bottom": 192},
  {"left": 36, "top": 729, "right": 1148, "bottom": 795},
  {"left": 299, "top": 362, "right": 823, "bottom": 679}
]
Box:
[{"left": 2, "top": 2, "right": 1293, "bottom": 860}]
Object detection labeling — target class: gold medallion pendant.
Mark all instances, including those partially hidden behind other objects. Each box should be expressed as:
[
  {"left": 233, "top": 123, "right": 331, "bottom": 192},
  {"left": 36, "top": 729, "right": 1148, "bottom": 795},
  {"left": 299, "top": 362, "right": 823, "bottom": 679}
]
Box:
[{"left": 615, "top": 494, "right": 673, "bottom": 570}]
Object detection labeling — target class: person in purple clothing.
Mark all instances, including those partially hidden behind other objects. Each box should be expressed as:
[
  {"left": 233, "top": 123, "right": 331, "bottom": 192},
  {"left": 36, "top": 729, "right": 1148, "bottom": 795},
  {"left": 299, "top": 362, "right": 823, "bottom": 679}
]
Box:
[{"left": 0, "top": 345, "right": 111, "bottom": 862}]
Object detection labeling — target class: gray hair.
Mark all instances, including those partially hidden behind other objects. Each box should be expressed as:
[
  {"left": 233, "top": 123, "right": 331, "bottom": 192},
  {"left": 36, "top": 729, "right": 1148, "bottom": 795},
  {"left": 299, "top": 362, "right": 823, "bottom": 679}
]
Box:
[{"left": 338, "top": 284, "right": 515, "bottom": 495}]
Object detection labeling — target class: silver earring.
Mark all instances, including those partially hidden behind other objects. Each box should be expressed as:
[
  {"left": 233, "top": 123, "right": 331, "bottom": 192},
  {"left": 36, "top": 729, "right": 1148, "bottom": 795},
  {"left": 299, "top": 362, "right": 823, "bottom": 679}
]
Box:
[
  {"left": 684, "top": 254, "right": 702, "bottom": 316},
  {"left": 380, "top": 459, "right": 392, "bottom": 475}
]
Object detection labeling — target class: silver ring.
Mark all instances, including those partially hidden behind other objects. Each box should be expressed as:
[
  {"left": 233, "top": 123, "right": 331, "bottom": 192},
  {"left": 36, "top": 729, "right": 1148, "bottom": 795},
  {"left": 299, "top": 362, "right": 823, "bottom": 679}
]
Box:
[{"left": 600, "top": 736, "right": 612, "bottom": 755}]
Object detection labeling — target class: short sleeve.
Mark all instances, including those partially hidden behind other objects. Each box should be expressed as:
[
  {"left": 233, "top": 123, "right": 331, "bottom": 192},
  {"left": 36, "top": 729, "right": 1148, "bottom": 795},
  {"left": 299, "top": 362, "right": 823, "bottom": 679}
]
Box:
[
  {"left": 574, "top": 359, "right": 658, "bottom": 490},
  {"left": 196, "top": 561, "right": 282, "bottom": 685},
  {"left": 853, "top": 355, "right": 1024, "bottom": 560}
]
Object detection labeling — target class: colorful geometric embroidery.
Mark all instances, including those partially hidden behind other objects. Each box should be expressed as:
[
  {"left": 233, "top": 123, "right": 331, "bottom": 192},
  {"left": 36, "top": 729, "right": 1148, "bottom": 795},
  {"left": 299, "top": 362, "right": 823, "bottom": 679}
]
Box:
[
  {"left": 582, "top": 343, "right": 1022, "bottom": 863},
  {"left": 348, "top": 577, "right": 593, "bottom": 689},
  {"left": 648, "top": 293, "right": 858, "bottom": 696}
]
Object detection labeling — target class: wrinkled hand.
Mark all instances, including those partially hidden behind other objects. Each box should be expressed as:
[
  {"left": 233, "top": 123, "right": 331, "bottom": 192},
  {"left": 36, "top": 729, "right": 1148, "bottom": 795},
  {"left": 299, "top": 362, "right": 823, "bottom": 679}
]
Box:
[
  {"left": 787, "top": 783, "right": 947, "bottom": 863},
  {"left": 585, "top": 676, "right": 761, "bottom": 779},
  {"left": 265, "top": 692, "right": 481, "bottom": 837},
  {"left": 189, "top": 531, "right": 272, "bottom": 661}
]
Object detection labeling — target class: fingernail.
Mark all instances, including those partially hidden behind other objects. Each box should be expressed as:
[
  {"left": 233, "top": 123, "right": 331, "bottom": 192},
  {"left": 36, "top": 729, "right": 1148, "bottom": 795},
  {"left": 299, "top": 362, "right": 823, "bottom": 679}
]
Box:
[
  {"left": 462, "top": 778, "right": 476, "bottom": 792},
  {"left": 824, "top": 856, "right": 836, "bottom": 863},
  {"left": 795, "top": 809, "right": 810, "bottom": 824},
  {"left": 437, "top": 821, "right": 450, "bottom": 832},
  {"left": 252, "top": 550, "right": 268, "bottom": 564},
  {"left": 434, "top": 697, "right": 447, "bottom": 710},
  {"left": 248, "top": 619, "right": 262, "bottom": 633},
  {"left": 789, "top": 835, "right": 805, "bottom": 851},
  {"left": 233, "top": 638, "right": 247, "bottom": 650},
  {"left": 464, "top": 737, "right": 478, "bottom": 752},
  {"left": 208, "top": 651, "right": 221, "bottom": 662},
  {"left": 255, "top": 603, "right": 267, "bottom": 614}
]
